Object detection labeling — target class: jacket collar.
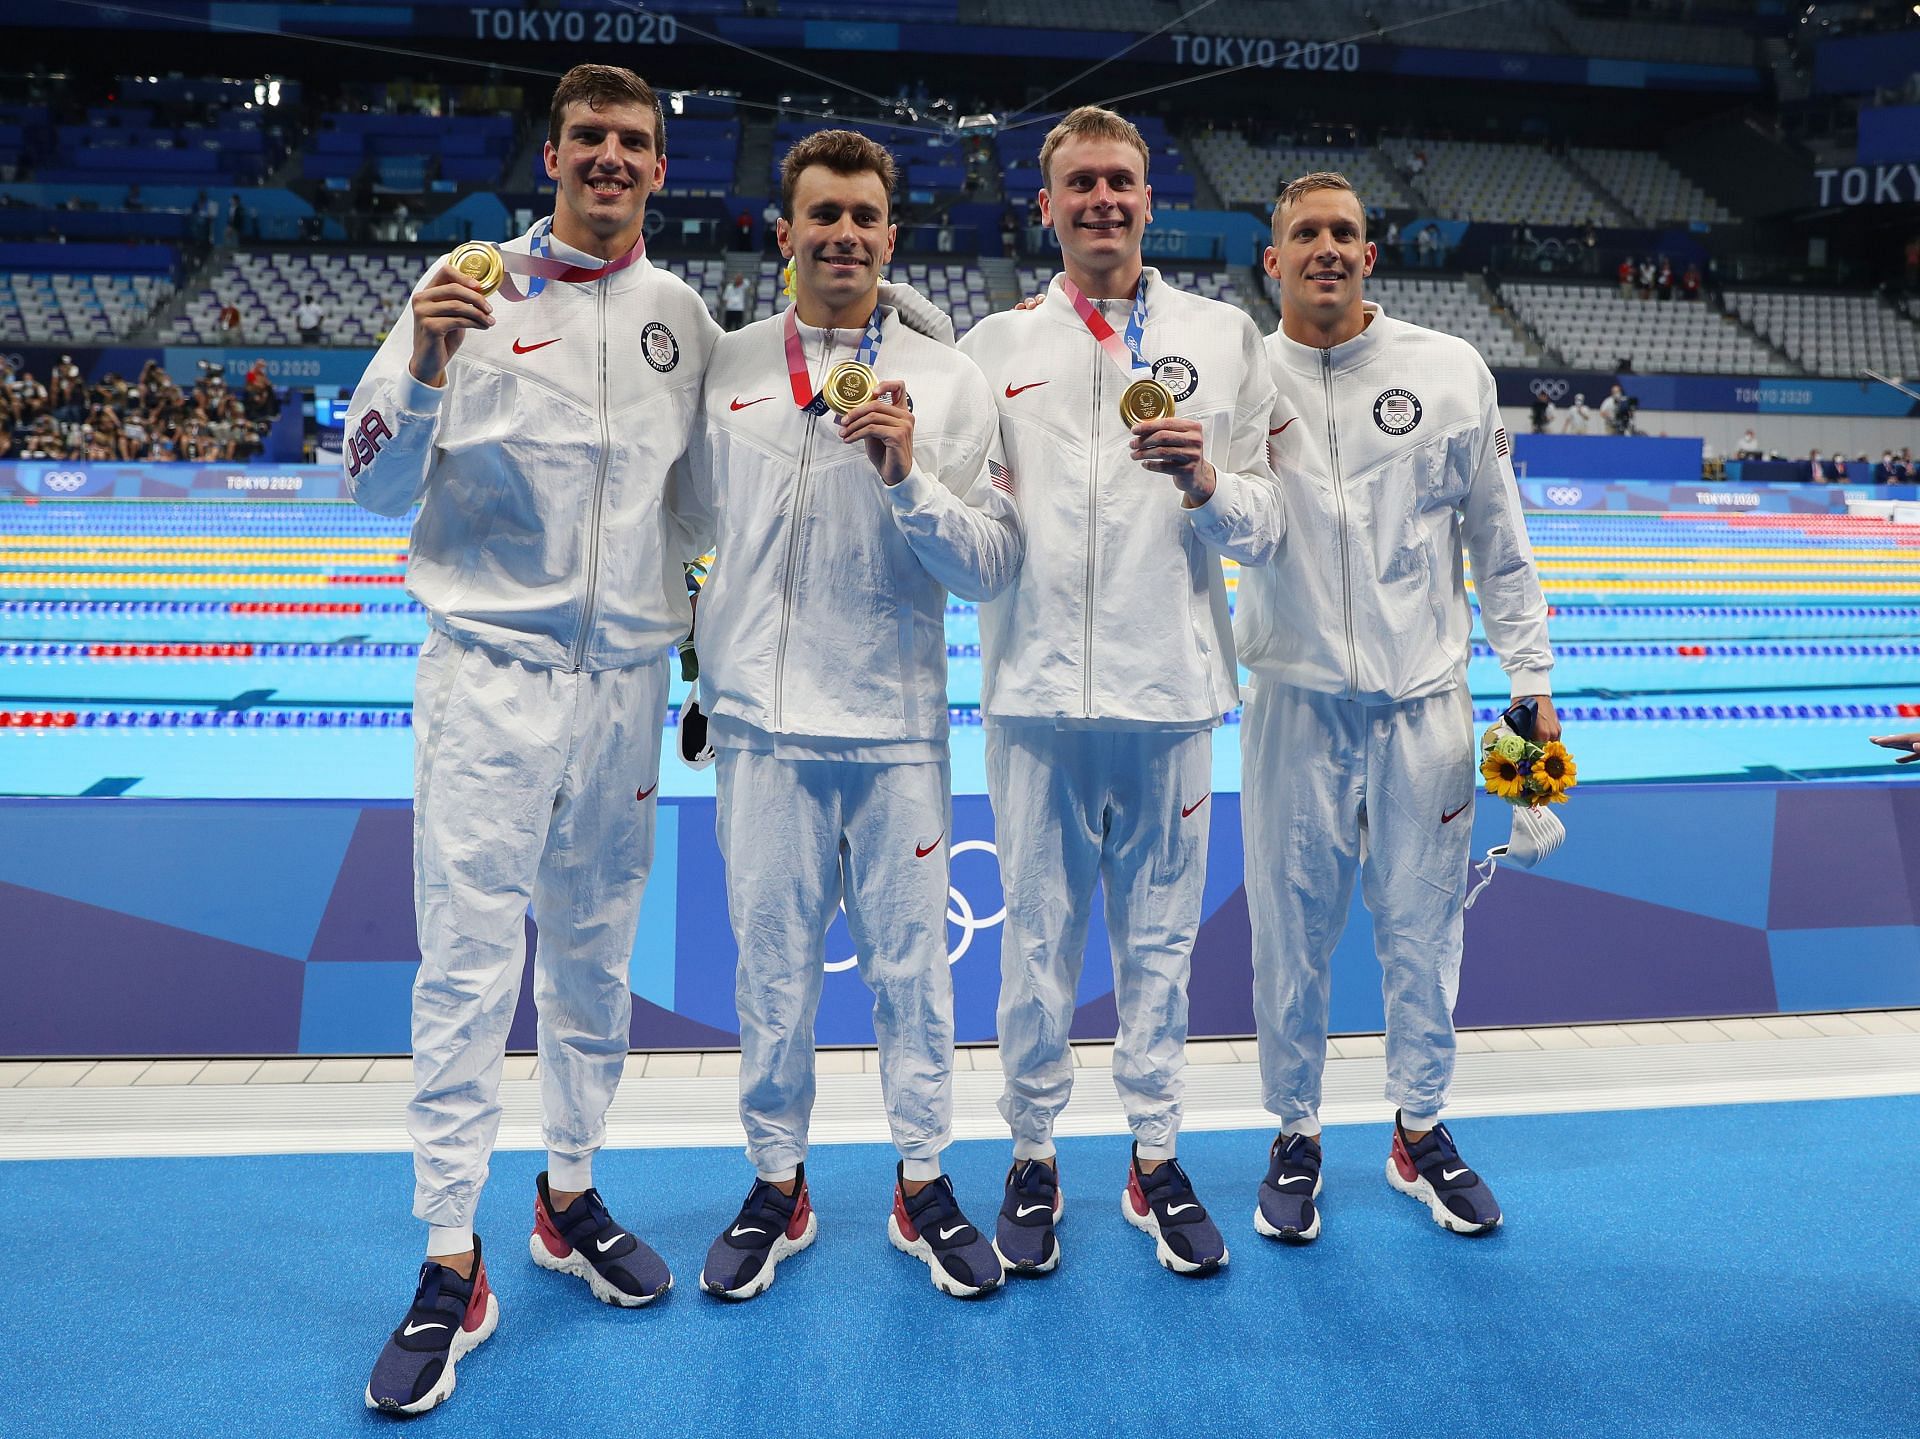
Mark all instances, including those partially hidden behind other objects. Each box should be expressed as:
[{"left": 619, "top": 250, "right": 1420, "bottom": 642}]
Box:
[
  {"left": 505, "top": 221, "right": 654, "bottom": 280},
  {"left": 1271, "top": 301, "right": 1388, "bottom": 377},
  {"left": 1040, "top": 264, "right": 1165, "bottom": 329}
]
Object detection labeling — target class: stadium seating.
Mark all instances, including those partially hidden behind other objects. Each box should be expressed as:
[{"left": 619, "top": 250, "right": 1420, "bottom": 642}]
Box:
[
  {"left": 1568, "top": 148, "right": 1733, "bottom": 226},
  {"left": 1384, "top": 139, "right": 1625, "bottom": 227},
  {"left": 1502, "top": 282, "right": 1792, "bottom": 375},
  {"left": 306, "top": 112, "right": 513, "bottom": 191},
  {"left": 1189, "top": 131, "right": 1414, "bottom": 210},
  {"left": 1361, "top": 276, "right": 1534, "bottom": 368},
  {"left": 740, "top": 259, "right": 989, "bottom": 335},
  {"left": 0, "top": 272, "right": 172, "bottom": 344},
  {"left": 1019, "top": 264, "right": 1245, "bottom": 314},
  {"left": 1724, "top": 291, "right": 1920, "bottom": 382}
]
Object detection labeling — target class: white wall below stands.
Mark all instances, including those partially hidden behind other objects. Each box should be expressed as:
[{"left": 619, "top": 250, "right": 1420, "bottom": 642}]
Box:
[{"left": 1498, "top": 407, "right": 1920, "bottom": 463}]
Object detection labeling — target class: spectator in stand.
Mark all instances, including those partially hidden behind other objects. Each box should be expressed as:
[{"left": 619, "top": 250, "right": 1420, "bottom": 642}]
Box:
[
  {"left": 1416, "top": 223, "right": 1437, "bottom": 269},
  {"left": 1655, "top": 256, "right": 1673, "bottom": 301},
  {"left": 762, "top": 196, "right": 782, "bottom": 254},
  {"left": 1529, "top": 393, "right": 1550, "bottom": 434},
  {"left": 1681, "top": 263, "right": 1701, "bottom": 301},
  {"left": 1736, "top": 427, "right": 1761, "bottom": 460},
  {"left": 226, "top": 193, "right": 243, "bottom": 244},
  {"left": 1636, "top": 257, "right": 1655, "bottom": 299},
  {"left": 1807, "top": 449, "right": 1826, "bottom": 482},
  {"left": 734, "top": 210, "right": 754, "bottom": 251},
  {"left": 218, "top": 300, "right": 242, "bottom": 336},
  {"left": 720, "top": 272, "right": 750, "bottom": 331},
  {"left": 1407, "top": 148, "right": 1427, "bottom": 179},
  {"left": 1000, "top": 209, "right": 1019, "bottom": 257},
  {"left": 1617, "top": 256, "right": 1634, "bottom": 300},
  {"left": 1560, "top": 393, "right": 1591, "bottom": 433},
  {"left": 296, "top": 292, "right": 324, "bottom": 344},
  {"left": 1895, "top": 448, "right": 1915, "bottom": 480},
  {"left": 1831, "top": 453, "right": 1850, "bottom": 482}
]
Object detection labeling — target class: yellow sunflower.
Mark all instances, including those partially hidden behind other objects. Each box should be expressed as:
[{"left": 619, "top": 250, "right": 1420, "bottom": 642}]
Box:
[
  {"left": 1532, "top": 741, "right": 1578, "bottom": 803},
  {"left": 1481, "top": 750, "right": 1527, "bottom": 802}
]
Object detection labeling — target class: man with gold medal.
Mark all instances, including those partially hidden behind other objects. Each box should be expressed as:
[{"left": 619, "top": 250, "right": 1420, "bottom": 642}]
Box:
[
  {"left": 350, "top": 64, "right": 722, "bottom": 1416},
  {"left": 676, "top": 129, "right": 1023, "bottom": 1302},
  {"left": 958, "top": 106, "right": 1284, "bottom": 1279}
]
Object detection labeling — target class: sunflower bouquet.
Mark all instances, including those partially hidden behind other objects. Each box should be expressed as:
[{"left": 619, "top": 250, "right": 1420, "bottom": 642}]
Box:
[{"left": 1480, "top": 727, "right": 1577, "bottom": 809}]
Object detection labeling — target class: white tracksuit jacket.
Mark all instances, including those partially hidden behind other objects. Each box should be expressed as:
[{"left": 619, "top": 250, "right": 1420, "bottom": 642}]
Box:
[
  {"left": 959, "top": 269, "right": 1284, "bottom": 1159},
  {"left": 959, "top": 268, "right": 1284, "bottom": 725},
  {"left": 345, "top": 229, "right": 717, "bottom": 672},
  {"left": 1238, "top": 302, "right": 1554, "bottom": 1130},
  {"left": 343, "top": 226, "right": 720, "bottom": 1243},
  {"left": 683, "top": 305, "right": 1021, "bottom": 1178}
]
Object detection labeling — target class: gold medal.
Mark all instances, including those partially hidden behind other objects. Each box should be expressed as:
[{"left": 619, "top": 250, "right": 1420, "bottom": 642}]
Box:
[
  {"left": 1118, "top": 377, "right": 1176, "bottom": 426},
  {"left": 822, "top": 359, "right": 878, "bottom": 415},
  {"left": 448, "top": 240, "right": 505, "bottom": 296}
]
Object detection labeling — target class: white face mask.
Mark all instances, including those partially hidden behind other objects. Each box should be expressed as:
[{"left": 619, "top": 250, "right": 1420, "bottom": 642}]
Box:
[{"left": 1465, "top": 804, "right": 1566, "bottom": 909}]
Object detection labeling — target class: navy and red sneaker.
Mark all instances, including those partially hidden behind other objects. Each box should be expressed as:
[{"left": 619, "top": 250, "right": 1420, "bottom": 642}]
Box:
[
  {"left": 1386, "top": 1114, "right": 1503, "bottom": 1235},
  {"left": 1254, "top": 1132, "right": 1323, "bottom": 1243},
  {"left": 700, "top": 1166, "right": 817, "bottom": 1301},
  {"left": 529, "top": 1171, "right": 673, "bottom": 1306},
  {"left": 364, "top": 1236, "right": 499, "bottom": 1416},
  {"left": 1122, "top": 1145, "right": 1228, "bottom": 1275},
  {"left": 993, "top": 1157, "right": 1063, "bottom": 1275},
  {"left": 887, "top": 1166, "right": 1004, "bottom": 1299}
]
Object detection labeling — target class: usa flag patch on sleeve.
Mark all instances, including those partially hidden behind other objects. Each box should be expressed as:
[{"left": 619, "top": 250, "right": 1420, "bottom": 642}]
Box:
[
  {"left": 989, "top": 459, "right": 1015, "bottom": 495},
  {"left": 1494, "top": 427, "right": 1510, "bottom": 458}
]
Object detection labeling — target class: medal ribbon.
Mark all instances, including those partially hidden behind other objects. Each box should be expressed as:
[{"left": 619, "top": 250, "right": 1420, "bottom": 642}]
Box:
[
  {"left": 782, "top": 303, "right": 885, "bottom": 414},
  {"left": 1059, "top": 273, "right": 1151, "bottom": 381},
  {"left": 497, "top": 224, "right": 646, "bottom": 301}
]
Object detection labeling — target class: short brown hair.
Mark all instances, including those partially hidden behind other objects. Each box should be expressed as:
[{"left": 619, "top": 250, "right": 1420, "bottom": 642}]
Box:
[
  {"left": 779, "top": 129, "right": 898, "bottom": 220},
  {"left": 548, "top": 64, "right": 665, "bottom": 156},
  {"left": 1038, "top": 106, "right": 1149, "bottom": 189},
  {"left": 1273, "top": 171, "right": 1366, "bottom": 239}
]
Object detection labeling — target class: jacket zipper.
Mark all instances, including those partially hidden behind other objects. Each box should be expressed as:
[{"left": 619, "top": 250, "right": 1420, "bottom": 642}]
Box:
[
  {"left": 571, "top": 278, "right": 612, "bottom": 673},
  {"left": 1322, "top": 349, "right": 1358, "bottom": 698},
  {"left": 773, "top": 327, "right": 829, "bottom": 728},
  {"left": 1082, "top": 341, "right": 1102, "bottom": 718}
]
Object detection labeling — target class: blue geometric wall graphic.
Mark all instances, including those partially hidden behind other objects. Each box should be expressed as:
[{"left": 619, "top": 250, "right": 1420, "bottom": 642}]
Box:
[
  {"left": 0, "top": 800, "right": 361, "bottom": 961},
  {"left": 1768, "top": 926, "right": 1920, "bottom": 1011}
]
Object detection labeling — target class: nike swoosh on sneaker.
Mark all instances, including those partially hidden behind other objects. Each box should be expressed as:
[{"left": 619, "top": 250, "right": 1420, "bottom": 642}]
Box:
[
  {"left": 730, "top": 1225, "right": 766, "bottom": 1238},
  {"left": 402, "top": 1321, "right": 448, "bottom": 1337},
  {"left": 1014, "top": 1203, "right": 1051, "bottom": 1217},
  {"left": 1440, "top": 799, "right": 1471, "bottom": 824},
  {"left": 1005, "top": 380, "right": 1048, "bottom": 397},
  {"left": 1164, "top": 1202, "right": 1199, "bottom": 1216},
  {"left": 512, "top": 337, "right": 560, "bottom": 354},
  {"left": 730, "top": 395, "right": 772, "bottom": 410},
  {"left": 937, "top": 1224, "right": 967, "bottom": 1240},
  {"left": 1441, "top": 1167, "right": 1471, "bottom": 1181},
  {"left": 1273, "top": 1175, "right": 1311, "bottom": 1187},
  {"left": 596, "top": 1234, "right": 626, "bottom": 1252}
]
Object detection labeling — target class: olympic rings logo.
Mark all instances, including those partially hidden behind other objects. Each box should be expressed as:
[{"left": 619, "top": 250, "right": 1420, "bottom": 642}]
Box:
[
  {"left": 1545, "top": 485, "right": 1585, "bottom": 507},
  {"left": 1529, "top": 378, "right": 1570, "bottom": 402},
  {"left": 825, "top": 838, "right": 1004, "bottom": 973},
  {"left": 41, "top": 471, "right": 88, "bottom": 493}
]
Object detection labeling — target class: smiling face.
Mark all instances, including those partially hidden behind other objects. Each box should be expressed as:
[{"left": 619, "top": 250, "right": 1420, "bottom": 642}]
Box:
[
  {"left": 779, "top": 163, "right": 895, "bottom": 324},
  {"left": 543, "top": 98, "right": 665, "bottom": 255},
  {"left": 1267, "top": 184, "right": 1375, "bottom": 347},
  {"left": 1040, "top": 135, "right": 1151, "bottom": 286}
]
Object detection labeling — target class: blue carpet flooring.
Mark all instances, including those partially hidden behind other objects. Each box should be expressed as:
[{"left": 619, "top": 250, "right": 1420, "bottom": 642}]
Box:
[{"left": 2, "top": 1097, "right": 1914, "bottom": 1438}]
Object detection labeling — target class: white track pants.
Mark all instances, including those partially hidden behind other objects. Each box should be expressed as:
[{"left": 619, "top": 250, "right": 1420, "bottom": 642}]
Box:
[
  {"left": 715, "top": 748, "right": 955, "bottom": 1181},
  {"left": 1241, "top": 678, "right": 1477, "bottom": 1133},
  {"left": 408, "top": 631, "right": 669, "bottom": 1247},
  {"left": 986, "top": 724, "right": 1213, "bottom": 1162}
]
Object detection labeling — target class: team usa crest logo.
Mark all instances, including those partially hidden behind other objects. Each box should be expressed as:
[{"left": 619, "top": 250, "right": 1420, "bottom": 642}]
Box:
[
  {"left": 641, "top": 322, "right": 679, "bottom": 372},
  {"left": 1373, "top": 388, "right": 1422, "bottom": 436},
  {"left": 1151, "top": 355, "right": 1199, "bottom": 403}
]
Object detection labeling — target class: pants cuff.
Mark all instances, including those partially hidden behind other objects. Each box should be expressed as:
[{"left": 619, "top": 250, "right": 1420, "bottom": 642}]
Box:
[
  {"left": 1397, "top": 1109, "right": 1441, "bottom": 1133},
  {"left": 1281, "top": 1116, "right": 1322, "bottom": 1138},
  {"left": 755, "top": 1164, "right": 798, "bottom": 1185},
  {"left": 547, "top": 1152, "right": 593, "bottom": 1191},
  {"left": 1133, "top": 1139, "right": 1177, "bottom": 1162},
  {"left": 1010, "top": 1136, "right": 1056, "bottom": 1162},
  {"left": 899, "top": 1155, "right": 943, "bottom": 1182},
  {"left": 427, "top": 1225, "right": 473, "bottom": 1258}
]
